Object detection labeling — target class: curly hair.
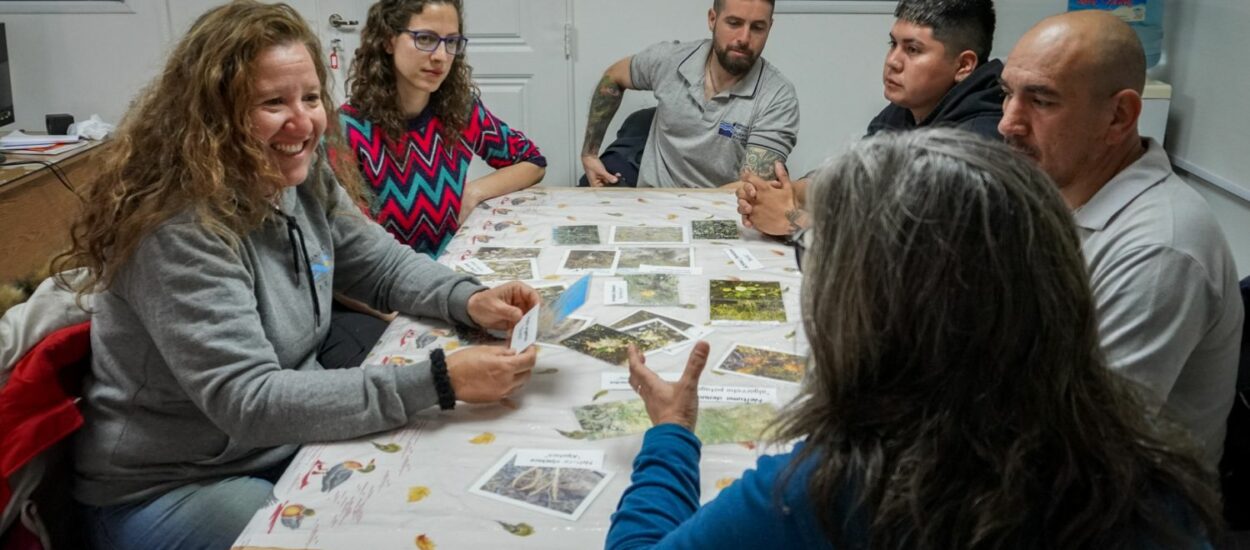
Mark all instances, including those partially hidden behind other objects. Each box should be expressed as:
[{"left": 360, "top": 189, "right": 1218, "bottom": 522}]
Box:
[
  {"left": 54, "top": 0, "right": 363, "bottom": 295},
  {"left": 346, "top": 0, "right": 477, "bottom": 142},
  {"left": 772, "top": 128, "right": 1222, "bottom": 548}
]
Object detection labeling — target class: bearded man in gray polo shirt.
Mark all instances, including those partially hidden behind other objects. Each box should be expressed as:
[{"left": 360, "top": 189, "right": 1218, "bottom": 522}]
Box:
[
  {"left": 580, "top": 0, "right": 799, "bottom": 189},
  {"left": 1000, "top": 11, "right": 1242, "bottom": 469}
]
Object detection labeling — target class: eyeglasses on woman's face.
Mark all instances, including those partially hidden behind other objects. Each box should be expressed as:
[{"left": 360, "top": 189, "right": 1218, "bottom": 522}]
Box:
[{"left": 401, "top": 29, "right": 468, "bottom": 56}]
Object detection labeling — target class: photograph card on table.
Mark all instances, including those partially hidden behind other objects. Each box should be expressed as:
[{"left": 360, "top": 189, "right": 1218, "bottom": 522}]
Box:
[
  {"left": 567, "top": 400, "right": 776, "bottom": 444},
  {"left": 609, "top": 310, "right": 695, "bottom": 332},
  {"left": 469, "top": 448, "right": 614, "bottom": 521},
  {"left": 553, "top": 225, "right": 602, "bottom": 246},
  {"left": 691, "top": 219, "right": 741, "bottom": 240},
  {"left": 539, "top": 315, "right": 593, "bottom": 345},
  {"left": 619, "top": 318, "right": 690, "bottom": 353},
  {"left": 713, "top": 344, "right": 807, "bottom": 384},
  {"left": 623, "top": 274, "right": 680, "bottom": 306},
  {"left": 708, "top": 280, "right": 787, "bottom": 324},
  {"left": 557, "top": 249, "right": 620, "bottom": 276},
  {"left": 616, "top": 247, "right": 694, "bottom": 273},
  {"left": 475, "top": 246, "right": 543, "bottom": 260},
  {"left": 558, "top": 324, "right": 646, "bottom": 365},
  {"left": 610, "top": 225, "right": 689, "bottom": 244},
  {"left": 459, "top": 258, "right": 539, "bottom": 283}
]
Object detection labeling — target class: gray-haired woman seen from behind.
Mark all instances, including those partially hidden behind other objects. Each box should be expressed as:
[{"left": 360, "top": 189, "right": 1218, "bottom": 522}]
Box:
[{"left": 609, "top": 128, "right": 1222, "bottom": 549}]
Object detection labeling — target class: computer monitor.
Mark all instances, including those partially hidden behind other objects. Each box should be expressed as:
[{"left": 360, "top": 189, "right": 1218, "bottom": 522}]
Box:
[{"left": 0, "top": 23, "right": 13, "bottom": 128}]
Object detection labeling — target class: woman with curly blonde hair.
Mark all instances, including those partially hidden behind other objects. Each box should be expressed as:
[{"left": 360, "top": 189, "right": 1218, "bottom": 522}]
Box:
[
  {"left": 343, "top": 0, "right": 546, "bottom": 257},
  {"left": 57, "top": 2, "right": 541, "bottom": 548}
]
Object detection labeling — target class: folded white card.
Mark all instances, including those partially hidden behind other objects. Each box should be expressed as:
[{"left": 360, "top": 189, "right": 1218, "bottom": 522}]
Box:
[
  {"left": 514, "top": 449, "right": 605, "bottom": 470},
  {"left": 725, "top": 247, "right": 764, "bottom": 271},
  {"left": 510, "top": 304, "right": 540, "bottom": 352}
]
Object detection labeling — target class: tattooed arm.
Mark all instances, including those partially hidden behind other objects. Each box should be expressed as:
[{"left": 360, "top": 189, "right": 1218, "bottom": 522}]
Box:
[
  {"left": 732, "top": 145, "right": 787, "bottom": 183},
  {"left": 581, "top": 57, "right": 634, "bottom": 187}
]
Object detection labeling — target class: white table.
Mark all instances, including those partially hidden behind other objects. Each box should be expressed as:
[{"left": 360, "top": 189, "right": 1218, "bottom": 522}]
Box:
[{"left": 232, "top": 187, "right": 806, "bottom": 550}]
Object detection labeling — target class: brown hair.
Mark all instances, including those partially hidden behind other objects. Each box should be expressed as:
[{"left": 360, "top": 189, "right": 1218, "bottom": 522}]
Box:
[
  {"left": 773, "top": 128, "right": 1222, "bottom": 548},
  {"left": 54, "top": 0, "right": 363, "bottom": 295},
  {"left": 346, "top": 0, "right": 476, "bottom": 142}
]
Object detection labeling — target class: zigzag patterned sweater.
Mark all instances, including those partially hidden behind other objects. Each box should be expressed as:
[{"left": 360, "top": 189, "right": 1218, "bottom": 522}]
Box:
[{"left": 341, "top": 99, "right": 546, "bottom": 257}]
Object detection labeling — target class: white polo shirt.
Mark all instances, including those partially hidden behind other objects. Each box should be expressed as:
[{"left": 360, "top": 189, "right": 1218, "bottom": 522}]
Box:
[
  {"left": 1077, "top": 138, "right": 1243, "bottom": 468},
  {"left": 630, "top": 39, "right": 799, "bottom": 188}
]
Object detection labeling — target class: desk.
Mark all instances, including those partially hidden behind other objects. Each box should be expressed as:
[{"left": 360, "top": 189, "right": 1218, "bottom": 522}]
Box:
[
  {"left": 0, "top": 141, "right": 105, "bottom": 283},
  {"left": 232, "top": 187, "right": 806, "bottom": 550}
]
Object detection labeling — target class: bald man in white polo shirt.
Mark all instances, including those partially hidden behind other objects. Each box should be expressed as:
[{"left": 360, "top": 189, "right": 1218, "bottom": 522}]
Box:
[{"left": 579, "top": 0, "right": 799, "bottom": 189}]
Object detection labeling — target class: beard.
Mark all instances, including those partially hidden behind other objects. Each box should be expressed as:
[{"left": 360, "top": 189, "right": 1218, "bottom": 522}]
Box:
[{"left": 713, "top": 42, "right": 757, "bottom": 77}]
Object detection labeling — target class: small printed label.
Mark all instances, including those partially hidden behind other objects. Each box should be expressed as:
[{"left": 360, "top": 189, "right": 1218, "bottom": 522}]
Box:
[
  {"left": 601, "top": 372, "right": 680, "bottom": 391},
  {"left": 725, "top": 248, "right": 764, "bottom": 271},
  {"left": 514, "top": 449, "right": 605, "bottom": 470},
  {"left": 604, "top": 281, "right": 628, "bottom": 305},
  {"left": 696, "top": 385, "right": 778, "bottom": 404},
  {"left": 510, "top": 304, "right": 539, "bottom": 352},
  {"left": 639, "top": 265, "right": 702, "bottom": 275},
  {"left": 459, "top": 258, "right": 495, "bottom": 275},
  {"left": 599, "top": 374, "right": 777, "bottom": 404}
]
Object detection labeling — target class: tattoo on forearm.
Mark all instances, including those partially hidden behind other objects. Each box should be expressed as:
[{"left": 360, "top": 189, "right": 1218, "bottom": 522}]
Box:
[
  {"left": 582, "top": 74, "right": 625, "bottom": 156},
  {"left": 741, "top": 147, "right": 785, "bottom": 179},
  {"left": 785, "top": 208, "right": 807, "bottom": 233}
]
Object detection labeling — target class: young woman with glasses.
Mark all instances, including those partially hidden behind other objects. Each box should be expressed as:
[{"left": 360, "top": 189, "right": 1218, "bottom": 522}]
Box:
[{"left": 343, "top": 0, "right": 546, "bottom": 257}]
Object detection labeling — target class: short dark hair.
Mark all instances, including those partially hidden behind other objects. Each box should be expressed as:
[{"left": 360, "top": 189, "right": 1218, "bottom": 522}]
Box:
[
  {"left": 895, "top": 0, "right": 996, "bottom": 64},
  {"left": 713, "top": 0, "right": 776, "bottom": 13}
]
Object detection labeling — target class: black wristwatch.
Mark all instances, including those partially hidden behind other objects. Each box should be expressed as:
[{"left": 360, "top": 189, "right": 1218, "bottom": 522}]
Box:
[{"left": 430, "top": 349, "right": 456, "bottom": 410}]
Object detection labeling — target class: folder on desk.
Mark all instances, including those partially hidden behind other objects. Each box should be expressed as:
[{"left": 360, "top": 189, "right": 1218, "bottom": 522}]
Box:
[{"left": 0, "top": 130, "right": 80, "bottom": 149}]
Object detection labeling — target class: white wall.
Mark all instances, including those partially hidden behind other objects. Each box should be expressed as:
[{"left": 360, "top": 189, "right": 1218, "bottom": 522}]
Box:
[
  {"left": 2, "top": 0, "right": 173, "bottom": 132},
  {"left": 1156, "top": 0, "right": 1250, "bottom": 277},
  {"left": 6, "top": 0, "right": 1249, "bottom": 275}
]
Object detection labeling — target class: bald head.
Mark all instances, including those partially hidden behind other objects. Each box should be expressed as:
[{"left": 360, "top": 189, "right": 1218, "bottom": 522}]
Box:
[{"left": 1014, "top": 11, "right": 1145, "bottom": 99}]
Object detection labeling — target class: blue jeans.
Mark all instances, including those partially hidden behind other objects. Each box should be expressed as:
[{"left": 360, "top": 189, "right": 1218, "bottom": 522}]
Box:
[{"left": 82, "top": 474, "right": 277, "bottom": 550}]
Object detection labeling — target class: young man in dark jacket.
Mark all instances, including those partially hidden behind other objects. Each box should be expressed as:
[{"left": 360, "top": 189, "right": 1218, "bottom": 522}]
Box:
[{"left": 738, "top": 0, "right": 1002, "bottom": 237}]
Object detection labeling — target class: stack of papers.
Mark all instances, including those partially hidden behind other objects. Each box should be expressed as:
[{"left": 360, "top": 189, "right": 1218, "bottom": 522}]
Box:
[{"left": 0, "top": 130, "right": 83, "bottom": 154}]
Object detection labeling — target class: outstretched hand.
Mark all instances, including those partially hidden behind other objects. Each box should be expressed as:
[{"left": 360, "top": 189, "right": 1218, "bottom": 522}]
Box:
[{"left": 628, "top": 341, "right": 710, "bottom": 431}]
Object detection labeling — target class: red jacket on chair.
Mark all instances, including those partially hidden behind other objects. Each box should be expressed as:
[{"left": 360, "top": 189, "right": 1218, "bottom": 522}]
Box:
[{"left": 0, "top": 321, "right": 89, "bottom": 523}]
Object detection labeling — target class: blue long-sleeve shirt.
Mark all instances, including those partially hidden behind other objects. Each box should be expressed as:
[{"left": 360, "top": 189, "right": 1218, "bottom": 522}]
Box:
[
  {"left": 608, "top": 424, "right": 1212, "bottom": 549},
  {"left": 607, "top": 424, "right": 839, "bottom": 549}
]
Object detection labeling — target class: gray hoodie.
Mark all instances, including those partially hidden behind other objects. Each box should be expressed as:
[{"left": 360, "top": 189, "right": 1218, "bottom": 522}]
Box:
[{"left": 74, "top": 162, "right": 484, "bottom": 506}]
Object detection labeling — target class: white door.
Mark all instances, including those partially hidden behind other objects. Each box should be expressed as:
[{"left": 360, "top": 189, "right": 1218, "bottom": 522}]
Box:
[{"left": 312, "top": 0, "right": 577, "bottom": 186}]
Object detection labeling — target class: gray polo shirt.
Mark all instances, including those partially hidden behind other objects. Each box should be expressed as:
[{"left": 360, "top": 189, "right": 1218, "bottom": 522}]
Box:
[
  {"left": 630, "top": 39, "right": 799, "bottom": 188},
  {"left": 1077, "top": 138, "right": 1242, "bottom": 468}
]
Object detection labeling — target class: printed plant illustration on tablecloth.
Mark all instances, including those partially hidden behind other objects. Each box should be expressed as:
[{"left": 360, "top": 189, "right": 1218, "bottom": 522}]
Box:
[
  {"left": 399, "top": 329, "right": 437, "bottom": 351},
  {"left": 497, "top": 521, "right": 535, "bottom": 536},
  {"left": 266, "top": 501, "right": 315, "bottom": 533},
  {"left": 298, "top": 458, "right": 376, "bottom": 492}
]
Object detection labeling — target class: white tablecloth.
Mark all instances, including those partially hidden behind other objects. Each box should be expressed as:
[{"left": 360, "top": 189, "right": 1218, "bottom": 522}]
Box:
[{"left": 232, "top": 187, "right": 806, "bottom": 550}]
